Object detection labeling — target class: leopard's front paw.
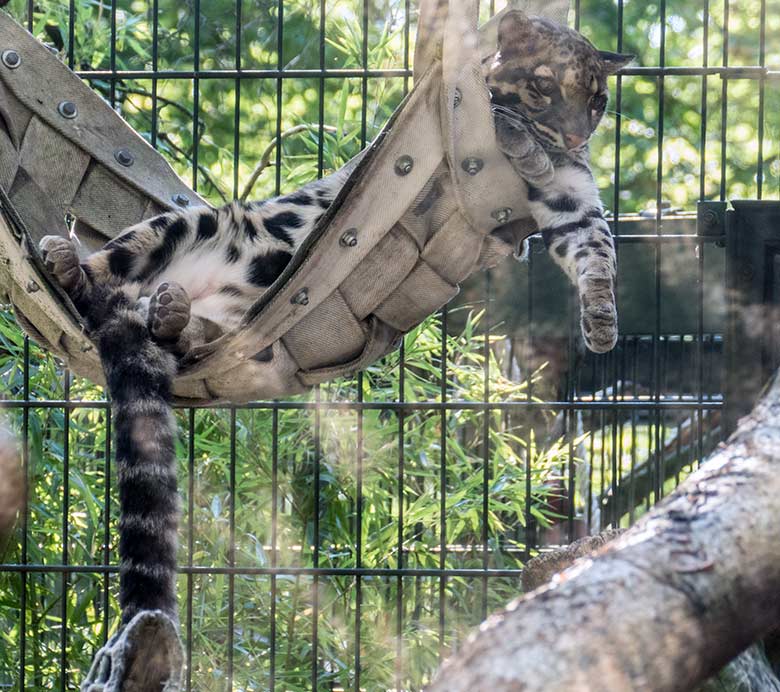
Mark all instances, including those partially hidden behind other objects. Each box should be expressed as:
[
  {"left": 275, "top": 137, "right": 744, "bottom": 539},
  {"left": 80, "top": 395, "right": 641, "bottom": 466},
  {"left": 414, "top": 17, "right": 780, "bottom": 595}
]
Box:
[
  {"left": 581, "top": 297, "right": 618, "bottom": 354},
  {"left": 516, "top": 153, "right": 555, "bottom": 188},
  {"left": 39, "top": 235, "right": 86, "bottom": 297},
  {"left": 495, "top": 118, "right": 555, "bottom": 187},
  {"left": 148, "top": 281, "right": 191, "bottom": 343},
  {"left": 579, "top": 276, "right": 617, "bottom": 353}
]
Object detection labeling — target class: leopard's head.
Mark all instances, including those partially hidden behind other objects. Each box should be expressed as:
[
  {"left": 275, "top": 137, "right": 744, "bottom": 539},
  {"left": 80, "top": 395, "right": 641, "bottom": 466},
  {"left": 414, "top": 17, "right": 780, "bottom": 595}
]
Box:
[{"left": 486, "top": 11, "right": 633, "bottom": 153}]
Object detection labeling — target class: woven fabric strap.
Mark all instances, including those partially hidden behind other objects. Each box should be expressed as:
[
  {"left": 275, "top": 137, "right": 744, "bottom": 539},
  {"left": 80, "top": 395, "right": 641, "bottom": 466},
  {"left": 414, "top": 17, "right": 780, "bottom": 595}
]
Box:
[
  {"left": 173, "top": 2, "right": 537, "bottom": 401},
  {"left": 0, "top": 4, "right": 569, "bottom": 404},
  {"left": 0, "top": 10, "right": 207, "bottom": 393}
]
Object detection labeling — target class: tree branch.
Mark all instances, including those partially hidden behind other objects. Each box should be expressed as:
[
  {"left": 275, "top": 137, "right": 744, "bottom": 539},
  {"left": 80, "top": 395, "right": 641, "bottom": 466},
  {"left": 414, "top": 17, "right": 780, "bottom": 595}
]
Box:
[
  {"left": 117, "top": 85, "right": 205, "bottom": 135},
  {"left": 158, "top": 132, "right": 229, "bottom": 204},
  {"left": 239, "top": 124, "right": 338, "bottom": 202},
  {"left": 429, "top": 372, "right": 780, "bottom": 692}
]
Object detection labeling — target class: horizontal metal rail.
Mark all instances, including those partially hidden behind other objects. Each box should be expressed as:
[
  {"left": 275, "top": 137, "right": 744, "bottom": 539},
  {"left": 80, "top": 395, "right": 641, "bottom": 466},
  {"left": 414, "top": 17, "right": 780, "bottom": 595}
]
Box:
[
  {"left": 0, "top": 399, "right": 723, "bottom": 411},
  {"left": 72, "top": 65, "right": 780, "bottom": 81},
  {"left": 0, "top": 563, "right": 529, "bottom": 578}
]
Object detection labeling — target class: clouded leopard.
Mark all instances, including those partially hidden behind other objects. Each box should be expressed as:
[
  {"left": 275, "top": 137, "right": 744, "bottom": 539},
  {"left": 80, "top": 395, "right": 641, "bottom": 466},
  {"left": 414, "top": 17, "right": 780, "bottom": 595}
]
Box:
[{"left": 39, "top": 10, "right": 630, "bottom": 628}]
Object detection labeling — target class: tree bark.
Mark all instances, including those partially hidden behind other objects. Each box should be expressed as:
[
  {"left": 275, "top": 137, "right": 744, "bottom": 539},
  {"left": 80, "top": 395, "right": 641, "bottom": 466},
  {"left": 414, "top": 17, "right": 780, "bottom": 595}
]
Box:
[
  {"left": 428, "top": 372, "right": 780, "bottom": 692},
  {"left": 521, "top": 532, "right": 780, "bottom": 691}
]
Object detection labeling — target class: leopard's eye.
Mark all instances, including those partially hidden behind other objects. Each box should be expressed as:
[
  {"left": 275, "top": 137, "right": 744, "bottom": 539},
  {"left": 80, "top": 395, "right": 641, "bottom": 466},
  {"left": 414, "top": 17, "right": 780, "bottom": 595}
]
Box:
[
  {"left": 591, "top": 93, "right": 608, "bottom": 112},
  {"left": 535, "top": 77, "right": 557, "bottom": 96}
]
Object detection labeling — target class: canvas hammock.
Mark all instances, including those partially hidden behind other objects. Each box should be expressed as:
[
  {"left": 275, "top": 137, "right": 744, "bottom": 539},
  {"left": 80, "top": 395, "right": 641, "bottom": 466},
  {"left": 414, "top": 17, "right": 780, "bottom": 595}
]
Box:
[{"left": 0, "top": 0, "right": 570, "bottom": 404}]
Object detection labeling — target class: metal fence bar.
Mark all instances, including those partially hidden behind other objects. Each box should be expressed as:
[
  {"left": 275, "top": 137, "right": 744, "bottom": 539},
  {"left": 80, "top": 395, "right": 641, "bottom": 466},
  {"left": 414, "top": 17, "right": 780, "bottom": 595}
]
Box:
[
  {"left": 109, "top": 0, "right": 117, "bottom": 105},
  {"left": 75, "top": 68, "right": 413, "bottom": 79},
  {"left": 395, "top": 338, "right": 406, "bottom": 690},
  {"left": 481, "top": 271, "right": 491, "bottom": 618},
  {"left": 101, "top": 402, "right": 112, "bottom": 645},
  {"left": 653, "top": 0, "right": 667, "bottom": 503},
  {"left": 438, "top": 307, "right": 448, "bottom": 650},
  {"left": 227, "top": 407, "right": 237, "bottom": 689},
  {"left": 526, "top": 204, "right": 536, "bottom": 549},
  {"left": 354, "top": 372, "right": 364, "bottom": 691},
  {"left": 317, "top": 0, "right": 326, "bottom": 180},
  {"left": 232, "top": 0, "right": 243, "bottom": 200},
  {"left": 629, "top": 337, "right": 639, "bottom": 523},
  {"left": 0, "top": 564, "right": 585, "bottom": 578},
  {"left": 720, "top": 0, "right": 730, "bottom": 202},
  {"left": 188, "top": 1, "right": 202, "bottom": 685},
  {"left": 67, "top": 0, "right": 75, "bottom": 69},
  {"left": 17, "top": 338, "right": 29, "bottom": 690},
  {"left": 270, "top": 408, "right": 279, "bottom": 692},
  {"left": 312, "top": 389, "right": 321, "bottom": 691},
  {"left": 0, "top": 398, "right": 724, "bottom": 412},
  {"left": 757, "top": 0, "right": 767, "bottom": 199},
  {"left": 192, "top": 0, "right": 202, "bottom": 193},
  {"left": 67, "top": 65, "right": 780, "bottom": 79},
  {"left": 404, "top": 0, "right": 411, "bottom": 94},
  {"left": 697, "top": 0, "right": 711, "bottom": 472},
  {"left": 185, "top": 409, "right": 195, "bottom": 692},
  {"left": 151, "top": 0, "right": 160, "bottom": 148},
  {"left": 606, "top": 0, "right": 626, "bottom": 528},
  {"left": 60, "top": 371, "right": 71, "bottom": 690}
]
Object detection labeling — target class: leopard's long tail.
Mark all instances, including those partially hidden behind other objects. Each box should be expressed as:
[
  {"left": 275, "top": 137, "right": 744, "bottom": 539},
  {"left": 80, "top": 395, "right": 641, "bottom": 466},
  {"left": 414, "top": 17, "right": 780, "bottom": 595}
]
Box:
[{"left": 87, "top": 287, "right": 180, "bottom": 624}]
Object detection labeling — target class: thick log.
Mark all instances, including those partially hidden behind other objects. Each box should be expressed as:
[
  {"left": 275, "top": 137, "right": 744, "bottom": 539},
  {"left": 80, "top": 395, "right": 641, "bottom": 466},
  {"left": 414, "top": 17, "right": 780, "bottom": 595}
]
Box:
[
  {"left": 428, "top": 372, "right": 780, "bottom": 692},
  {"left": 521, "top": 532, "right": 780, "bottom": 691}
]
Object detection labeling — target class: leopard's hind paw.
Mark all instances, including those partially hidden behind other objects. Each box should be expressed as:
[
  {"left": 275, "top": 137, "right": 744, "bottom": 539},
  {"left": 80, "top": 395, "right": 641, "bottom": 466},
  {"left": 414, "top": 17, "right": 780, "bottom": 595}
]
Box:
[
  {"left": 39, "top": 235, "right": 86, "bottom": 298},
  {"left": 148, "top": 281, "right": 191, "bottom": 343}
]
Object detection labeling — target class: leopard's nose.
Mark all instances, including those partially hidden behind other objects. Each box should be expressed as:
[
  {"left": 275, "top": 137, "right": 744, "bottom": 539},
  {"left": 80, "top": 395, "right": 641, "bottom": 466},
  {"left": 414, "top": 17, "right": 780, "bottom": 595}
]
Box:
[{"left": 565, "top": 133, "right": 587, "bottom": 149}]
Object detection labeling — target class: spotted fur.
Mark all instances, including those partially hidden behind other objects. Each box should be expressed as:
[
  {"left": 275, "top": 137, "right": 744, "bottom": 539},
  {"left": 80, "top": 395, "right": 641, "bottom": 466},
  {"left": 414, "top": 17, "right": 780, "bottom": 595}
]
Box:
[
  {"left": 486, "top": 10, "right": 632, "bottom": 352},
  {"left": 41, "top": 167, "right": 354, "bottom": 361}
]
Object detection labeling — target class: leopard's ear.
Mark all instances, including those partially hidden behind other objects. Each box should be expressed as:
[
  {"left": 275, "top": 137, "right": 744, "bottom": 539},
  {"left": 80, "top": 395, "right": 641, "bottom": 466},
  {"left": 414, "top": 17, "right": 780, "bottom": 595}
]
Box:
[
  {"left": 599, "top": 50, "right": 634, "bottom": 74},
  {"left": 497, "top": 10, "right": 539, "bottom": 55}
]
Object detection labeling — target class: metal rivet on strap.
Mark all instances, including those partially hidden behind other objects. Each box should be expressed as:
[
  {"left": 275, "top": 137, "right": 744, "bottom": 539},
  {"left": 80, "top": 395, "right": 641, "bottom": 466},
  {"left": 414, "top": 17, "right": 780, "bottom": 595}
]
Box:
[
  {"left": 291, "top": 288, "right": 310, "bottom": 306},
  {"left": 340, "top": 229, "right": 358, "bottom": 248},
  {"left": 26, "top": 280, "right": 40, "bottom": 293},
  {"left": 1, "top": 50, "right": 20, "bottom": 69},
  {"left": 114, "top": 148, "right": 135, "bottom": 167},
  {"left": 453, "top": 88, "right": 462, "bottom": 108},
  {"left": 491, "top": 207, "right": 513, "bottom": 225},
  {"left": 172, "top": 193, "right": 190, "bottom": 207},
  {"left": 57, "top": 101, "right": 78, "bottom": 119},
  {"left": 394, "top": 155, "right": 414, "bottom": 176},
  {"left": 462, "top": 157, "right": 484, "bottom": 176}
]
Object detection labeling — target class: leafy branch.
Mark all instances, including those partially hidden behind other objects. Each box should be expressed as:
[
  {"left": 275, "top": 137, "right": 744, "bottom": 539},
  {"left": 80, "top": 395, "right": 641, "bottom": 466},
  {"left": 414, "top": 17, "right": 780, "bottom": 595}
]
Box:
[{"left": 240, "top": 123, "right": 339, "bottom": 202}]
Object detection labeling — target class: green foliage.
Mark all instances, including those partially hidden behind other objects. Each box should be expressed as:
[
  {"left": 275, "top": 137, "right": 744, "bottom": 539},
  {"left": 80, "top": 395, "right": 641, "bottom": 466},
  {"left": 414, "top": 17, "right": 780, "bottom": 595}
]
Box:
[
  {"left": 580, "top": 0, "right": 780, "bottom": 212},
  {"left": 6, "top": 0, "right": 778, "bottom": 212},
  {"left": 0, "top": 304, "right": 572, "bottom": 690}
]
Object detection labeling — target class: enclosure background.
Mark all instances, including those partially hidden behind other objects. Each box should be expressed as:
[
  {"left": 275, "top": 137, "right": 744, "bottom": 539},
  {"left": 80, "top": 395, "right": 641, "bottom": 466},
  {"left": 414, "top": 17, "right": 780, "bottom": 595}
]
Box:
[{"left": 1, "top": 0, "right": 777, "bottom": 689}]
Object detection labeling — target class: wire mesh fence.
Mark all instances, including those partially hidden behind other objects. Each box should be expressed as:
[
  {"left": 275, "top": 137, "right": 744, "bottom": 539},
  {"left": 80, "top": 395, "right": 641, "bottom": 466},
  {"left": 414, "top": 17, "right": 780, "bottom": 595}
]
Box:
[{"left": 0, "top": 0, "right": 777, "bottom": 689}]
